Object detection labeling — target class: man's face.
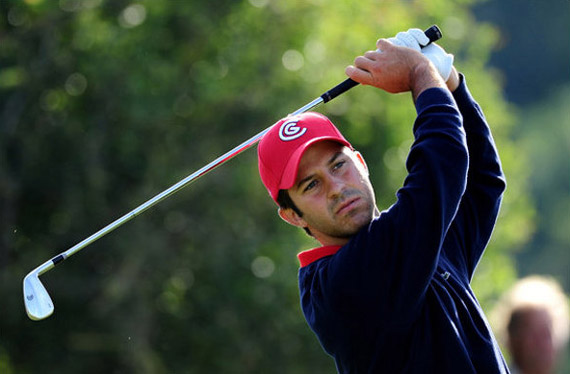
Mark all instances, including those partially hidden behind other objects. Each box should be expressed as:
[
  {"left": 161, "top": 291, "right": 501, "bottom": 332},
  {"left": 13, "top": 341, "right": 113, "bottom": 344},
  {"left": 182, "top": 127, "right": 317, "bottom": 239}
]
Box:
[
  {"left": 284, "top": 141, "right": 378, "bottom": 246},
  {"left": 509, "top": 308, "right": 555, "bottom": 373}
]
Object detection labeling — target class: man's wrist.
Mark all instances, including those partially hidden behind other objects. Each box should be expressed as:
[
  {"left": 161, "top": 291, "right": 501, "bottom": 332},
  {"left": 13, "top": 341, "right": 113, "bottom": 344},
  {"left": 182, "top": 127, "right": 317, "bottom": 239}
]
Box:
[
  {"left": 446, "top": 67, "right": 460, "bottom": 92},
  {"left": 410, "top": 61, "right": 447, "bottom": 101}
]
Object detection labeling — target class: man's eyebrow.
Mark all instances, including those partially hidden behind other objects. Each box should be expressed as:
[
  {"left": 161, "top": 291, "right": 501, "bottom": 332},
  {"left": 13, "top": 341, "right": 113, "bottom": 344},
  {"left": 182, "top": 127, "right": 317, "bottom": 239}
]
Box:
[
  {"left": 296, "top": 174, "right": 314, "bottom": 191},
  {"left": 295, "top": 151, "right": 344, "bottom": 191},
  {"left": 328, "top": 151, "right": 344, "bottom": 165}
]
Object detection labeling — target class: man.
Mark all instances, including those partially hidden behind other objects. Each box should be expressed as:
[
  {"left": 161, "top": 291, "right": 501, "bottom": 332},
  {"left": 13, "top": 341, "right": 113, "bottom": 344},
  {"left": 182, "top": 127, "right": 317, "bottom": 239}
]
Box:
[
  {"left": 492, "top": 276, "right": 570, "bottom": 374},
  {"left": 257, "top": 29, "right": 508, "bottom": 373}
]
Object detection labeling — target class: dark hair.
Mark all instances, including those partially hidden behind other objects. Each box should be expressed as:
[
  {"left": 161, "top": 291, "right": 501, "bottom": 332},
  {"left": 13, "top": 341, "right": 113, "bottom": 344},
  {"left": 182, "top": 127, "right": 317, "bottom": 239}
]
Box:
[{"left": 277, "top": 190, "right": 312, "bottom": 237}]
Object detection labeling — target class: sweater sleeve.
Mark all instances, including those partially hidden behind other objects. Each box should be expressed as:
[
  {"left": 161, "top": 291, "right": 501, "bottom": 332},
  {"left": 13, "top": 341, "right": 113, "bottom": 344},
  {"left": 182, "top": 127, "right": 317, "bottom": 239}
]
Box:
[
  {"left": 443, "top": 75, "right": 507, "bottom": 282},
  {"left": 301, "top": 87, "right": 469, "bottom": 327}
]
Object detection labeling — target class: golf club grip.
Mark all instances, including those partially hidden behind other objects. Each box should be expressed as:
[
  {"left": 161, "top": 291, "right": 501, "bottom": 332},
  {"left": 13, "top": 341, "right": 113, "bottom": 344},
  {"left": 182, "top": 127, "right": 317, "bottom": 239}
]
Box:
[{"left": 320, "top": 25, "right": 442, "bottom": 103}]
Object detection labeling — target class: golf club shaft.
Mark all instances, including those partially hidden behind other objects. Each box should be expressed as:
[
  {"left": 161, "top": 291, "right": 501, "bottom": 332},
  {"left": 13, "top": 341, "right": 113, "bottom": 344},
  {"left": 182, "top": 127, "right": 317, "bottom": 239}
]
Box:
[
  {"left": 35, "top": 25, "right": 442, "bottom": 275},
  {"left": 36, "top": 91, "right": 325, "bottom": 276}
]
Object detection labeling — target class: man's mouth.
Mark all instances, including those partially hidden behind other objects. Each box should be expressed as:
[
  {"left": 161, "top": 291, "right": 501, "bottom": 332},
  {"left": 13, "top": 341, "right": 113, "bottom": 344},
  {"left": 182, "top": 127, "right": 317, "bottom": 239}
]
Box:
[{"left": 335, "top": 197, "right": 360, "bottom": 215}]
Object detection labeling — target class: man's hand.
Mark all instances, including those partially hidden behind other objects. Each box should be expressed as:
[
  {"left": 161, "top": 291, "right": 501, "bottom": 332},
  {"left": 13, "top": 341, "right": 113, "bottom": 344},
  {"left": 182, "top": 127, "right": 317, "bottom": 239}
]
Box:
[
  {"left": 388, "top": 28, "right": 459, "bottom": 92},
  {"left": 389, "top": 28, "right": 454, "bottom": 81},
  {"left": 345, "top": 39, "right": 446, "bottom": 101}
]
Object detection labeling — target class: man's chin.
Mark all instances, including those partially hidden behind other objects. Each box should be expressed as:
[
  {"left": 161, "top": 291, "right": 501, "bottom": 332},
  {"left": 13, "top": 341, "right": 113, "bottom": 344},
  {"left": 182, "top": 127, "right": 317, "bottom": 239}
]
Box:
[
  {"left": 338, "top": 217, "right": 372, "bottom": 237},
  {"left": 346, "top": 208, "right": 374, "bottom": 227}
]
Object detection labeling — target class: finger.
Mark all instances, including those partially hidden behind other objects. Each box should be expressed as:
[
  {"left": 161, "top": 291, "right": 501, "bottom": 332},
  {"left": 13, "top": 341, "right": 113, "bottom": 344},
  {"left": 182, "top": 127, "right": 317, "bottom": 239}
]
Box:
[
  {"left": 345, "top": 65, "right": 373, "bottom": 85},
  {"left": 353, "top": 55, "right": 375, "bottom": 71},
  {"left": 363, "top": 50, "right": 380, "bottom": 60},
  {"left": 375, "top": 39, "right": 393, "bottom": 52},
  {"left": 407, "top": 28, "right": 430, "bottom": 46},
  {"left": 387, "top": 36, "right": 405, "bottom": 47},
  {"left": 395, "top": 31, "right": 420, "bottom": 51}
]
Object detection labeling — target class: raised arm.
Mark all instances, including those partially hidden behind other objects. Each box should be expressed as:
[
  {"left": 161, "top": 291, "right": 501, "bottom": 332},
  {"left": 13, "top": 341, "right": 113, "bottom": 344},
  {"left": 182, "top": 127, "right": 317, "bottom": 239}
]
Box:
[
  {"left": 315, "top": 41, "right": 469, "bottom": 322},
  {"left": 444, "top": 75, "right": 507, "bottom": 281}
]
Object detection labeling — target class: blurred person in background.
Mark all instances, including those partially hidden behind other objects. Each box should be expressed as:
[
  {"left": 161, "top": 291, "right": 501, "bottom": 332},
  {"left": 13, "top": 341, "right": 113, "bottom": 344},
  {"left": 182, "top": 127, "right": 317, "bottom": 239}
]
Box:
[{"left": 492, "top": 275, "right": 570, "bottom": 374}]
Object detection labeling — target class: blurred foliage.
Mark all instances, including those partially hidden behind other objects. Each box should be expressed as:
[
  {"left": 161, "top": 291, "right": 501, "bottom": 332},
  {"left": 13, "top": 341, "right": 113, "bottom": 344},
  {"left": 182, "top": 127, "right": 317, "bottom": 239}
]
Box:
[
  {"left": 473, "top": 0, "right": 570, "bottom": 105},
  {"left": 472, "top": 0, "right": 570, "bottom": 291},
  {"left": 511, "top": 85, "right": 570, "bottom": 292},
  {"left": 0, "top": 0, "right": 563, "bottom": 373}
]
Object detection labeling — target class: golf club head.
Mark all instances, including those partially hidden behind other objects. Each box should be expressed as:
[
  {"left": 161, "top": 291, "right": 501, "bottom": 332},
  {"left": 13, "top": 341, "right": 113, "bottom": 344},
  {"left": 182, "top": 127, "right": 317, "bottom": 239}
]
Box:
[{"left": 23, "top": 272, "right": 54, "bottom": 321}]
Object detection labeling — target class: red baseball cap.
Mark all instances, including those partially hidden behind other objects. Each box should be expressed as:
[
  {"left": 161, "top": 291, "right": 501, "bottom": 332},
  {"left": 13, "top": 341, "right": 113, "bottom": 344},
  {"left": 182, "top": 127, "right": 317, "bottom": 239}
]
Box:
[{"left": 257, "top": 112, "right": 352, "bottom": 202}]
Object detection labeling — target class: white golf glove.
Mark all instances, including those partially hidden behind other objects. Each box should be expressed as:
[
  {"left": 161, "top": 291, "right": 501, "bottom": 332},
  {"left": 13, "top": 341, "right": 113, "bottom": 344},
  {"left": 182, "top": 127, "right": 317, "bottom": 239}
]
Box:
[{"left": 387, "top": 28, "right": 454, "bottom": 81}]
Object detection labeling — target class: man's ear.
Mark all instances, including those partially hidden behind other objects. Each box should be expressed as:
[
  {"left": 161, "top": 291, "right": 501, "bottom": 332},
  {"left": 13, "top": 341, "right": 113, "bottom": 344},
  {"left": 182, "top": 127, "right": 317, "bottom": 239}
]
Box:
[
  {"left": 278, "top": 207, "right": 307, "bottom": 228},
  {"left": 354, "top": 150, "right": 369, "bottom": 175}
]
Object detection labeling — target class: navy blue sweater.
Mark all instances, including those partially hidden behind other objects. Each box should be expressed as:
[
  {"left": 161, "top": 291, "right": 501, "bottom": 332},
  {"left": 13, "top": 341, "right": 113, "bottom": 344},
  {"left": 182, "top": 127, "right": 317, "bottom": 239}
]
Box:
[{"left": 297, "top": 76, "right": 508, "bottom": 373}]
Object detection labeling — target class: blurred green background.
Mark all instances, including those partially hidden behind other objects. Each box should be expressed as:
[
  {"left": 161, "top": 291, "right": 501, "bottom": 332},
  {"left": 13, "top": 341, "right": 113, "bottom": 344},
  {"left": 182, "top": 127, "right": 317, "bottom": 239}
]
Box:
[{"left": 1, "top": 0, "right": 568, "bottom": 373}]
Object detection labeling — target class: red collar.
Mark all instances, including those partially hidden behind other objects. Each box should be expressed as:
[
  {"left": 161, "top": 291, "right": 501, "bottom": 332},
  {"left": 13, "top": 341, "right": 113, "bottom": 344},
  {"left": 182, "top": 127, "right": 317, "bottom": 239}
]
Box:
[{"left": 297, "top": 245, "right": 342, "bottom": 268}]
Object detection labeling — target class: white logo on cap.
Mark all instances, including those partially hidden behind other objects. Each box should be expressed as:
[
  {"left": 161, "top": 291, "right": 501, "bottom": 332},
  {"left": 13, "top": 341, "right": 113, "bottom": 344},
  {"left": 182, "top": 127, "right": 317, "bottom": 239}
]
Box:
[{"left": 279, "top": 120, "right": 307, "bottom": 141}]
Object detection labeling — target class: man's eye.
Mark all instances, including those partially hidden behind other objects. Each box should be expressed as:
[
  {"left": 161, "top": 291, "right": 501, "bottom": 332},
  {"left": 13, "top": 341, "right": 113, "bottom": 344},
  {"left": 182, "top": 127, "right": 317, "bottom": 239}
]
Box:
[
  {"left": 304, "top": 180, "right": 318, "bottom": 192},
  {"left": 333, "top": 161, "right": 345, "bottom": 171}
]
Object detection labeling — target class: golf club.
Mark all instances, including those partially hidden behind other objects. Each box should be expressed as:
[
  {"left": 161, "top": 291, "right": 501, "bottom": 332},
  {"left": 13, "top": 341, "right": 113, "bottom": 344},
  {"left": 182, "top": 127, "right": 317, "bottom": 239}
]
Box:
[{"left": 23, "top": 25, "right": 442, "bottom": 321}]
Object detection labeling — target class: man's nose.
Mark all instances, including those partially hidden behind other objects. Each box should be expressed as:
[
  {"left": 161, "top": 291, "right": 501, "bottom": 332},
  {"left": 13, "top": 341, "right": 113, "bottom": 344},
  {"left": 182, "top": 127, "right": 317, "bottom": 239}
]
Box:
[{"left": 326, "top": 175, "right": 345, "bottom": 199}]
